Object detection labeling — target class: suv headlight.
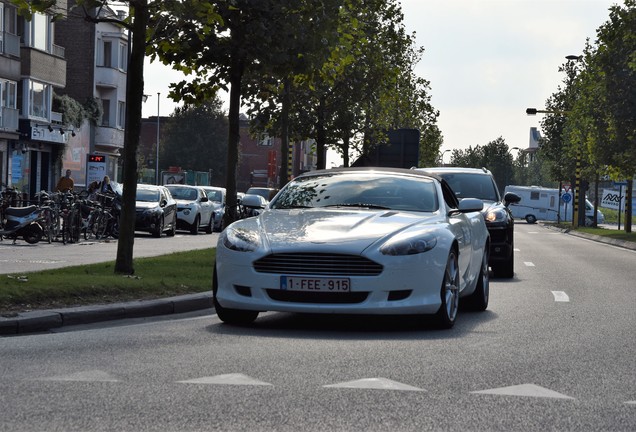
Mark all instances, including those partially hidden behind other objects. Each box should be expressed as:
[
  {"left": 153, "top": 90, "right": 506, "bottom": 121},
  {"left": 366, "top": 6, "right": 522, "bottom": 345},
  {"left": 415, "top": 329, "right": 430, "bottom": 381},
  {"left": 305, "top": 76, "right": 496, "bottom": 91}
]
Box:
[
  {"left": 484, "top": 208, "right": 507, "bottom": 223},
  {"left": 222, "top": 227, "right": 261, "bottom": 252}
]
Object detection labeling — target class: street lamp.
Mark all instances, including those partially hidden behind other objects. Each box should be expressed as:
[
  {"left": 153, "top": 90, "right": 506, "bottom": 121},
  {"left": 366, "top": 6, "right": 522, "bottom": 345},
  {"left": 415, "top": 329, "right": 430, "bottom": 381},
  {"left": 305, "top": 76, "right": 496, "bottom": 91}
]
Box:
[
  {"left": 439, "top": 149, "right": 451, "bottom": 166},
  {"left": 156, "top": 92, "right": 160, "bottom": 185}
]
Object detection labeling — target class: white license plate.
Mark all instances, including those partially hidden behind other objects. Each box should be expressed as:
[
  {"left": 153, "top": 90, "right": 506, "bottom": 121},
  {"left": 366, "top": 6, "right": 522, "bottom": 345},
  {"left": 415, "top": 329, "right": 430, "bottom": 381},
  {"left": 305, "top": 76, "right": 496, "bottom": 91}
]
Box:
[{"left": 280, "top": 276, "right": 351, "bottom": 292}]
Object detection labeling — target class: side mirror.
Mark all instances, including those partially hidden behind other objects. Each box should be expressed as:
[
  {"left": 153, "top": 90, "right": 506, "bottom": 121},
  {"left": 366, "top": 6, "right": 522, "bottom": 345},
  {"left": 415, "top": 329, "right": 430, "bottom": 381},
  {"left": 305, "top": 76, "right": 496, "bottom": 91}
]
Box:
[
  {"left": 456, "top": 198, "right": 483, "bottom": 213},
  {"left": 241, "top": 194, "right": 266, "bottom": 209},
  {"left": 160, "top": 199, "right": 167, "bottom": 207},
  {"left": 200, "top": 195, "right": 209, "bottom": 202},
  {"left": 503, "top": 192, "right": 521, "bottom": 206}
]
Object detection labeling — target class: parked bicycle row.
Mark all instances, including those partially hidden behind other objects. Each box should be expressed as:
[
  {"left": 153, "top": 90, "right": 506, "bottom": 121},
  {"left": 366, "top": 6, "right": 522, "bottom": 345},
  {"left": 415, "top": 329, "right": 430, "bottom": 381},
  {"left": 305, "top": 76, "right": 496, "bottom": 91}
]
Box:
[
  {"left": 0, "top": 187, "right": 121, "bottom": 245},
  {"left": 0, "top": 181, "right": 273, "bottom": 245}
]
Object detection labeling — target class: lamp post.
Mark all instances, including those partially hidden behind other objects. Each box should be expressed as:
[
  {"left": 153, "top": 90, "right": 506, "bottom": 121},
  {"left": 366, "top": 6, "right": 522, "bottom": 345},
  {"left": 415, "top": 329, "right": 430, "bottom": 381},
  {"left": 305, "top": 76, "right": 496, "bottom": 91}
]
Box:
[
  {"left": 439, "top": 149, "right": 451, "bottom": 166},
  {"left": 155, "top": 92, "right": 160, "bottom": 185}
]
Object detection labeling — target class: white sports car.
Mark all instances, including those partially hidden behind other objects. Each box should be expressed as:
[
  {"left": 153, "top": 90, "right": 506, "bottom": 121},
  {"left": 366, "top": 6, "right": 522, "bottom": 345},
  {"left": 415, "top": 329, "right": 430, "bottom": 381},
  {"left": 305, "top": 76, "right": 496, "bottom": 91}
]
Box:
[{"left": 214, "top": 167, "right": 490, "bottom": 329}]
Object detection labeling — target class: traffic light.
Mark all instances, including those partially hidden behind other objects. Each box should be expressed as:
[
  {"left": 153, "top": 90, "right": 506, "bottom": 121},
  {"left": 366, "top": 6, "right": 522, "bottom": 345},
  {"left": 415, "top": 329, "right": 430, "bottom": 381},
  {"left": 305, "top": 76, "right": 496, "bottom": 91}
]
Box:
[{"left": 526, "top": 108, "right": 538, "bottom": 115}]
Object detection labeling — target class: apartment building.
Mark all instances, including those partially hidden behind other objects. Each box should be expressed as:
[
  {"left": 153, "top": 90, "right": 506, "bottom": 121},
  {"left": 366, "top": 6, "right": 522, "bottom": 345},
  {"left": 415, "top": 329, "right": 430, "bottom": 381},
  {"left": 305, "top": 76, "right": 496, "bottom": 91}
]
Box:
[
  {"left": 56, "top": 3, "right": 128, "bottom": 186},
  {"left": 1, "top": 0, "right": 67, "bottom": 198}
]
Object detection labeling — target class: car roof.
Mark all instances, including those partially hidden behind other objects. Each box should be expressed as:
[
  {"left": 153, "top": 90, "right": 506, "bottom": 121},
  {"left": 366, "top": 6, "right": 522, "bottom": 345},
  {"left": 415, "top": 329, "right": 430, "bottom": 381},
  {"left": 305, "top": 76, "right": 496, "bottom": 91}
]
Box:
[
  {"left": 416, "top": 167, "right": 492, "bottom": 176},
  {"left": 296, "top": 166, "right": 444, "bottom": 182}
]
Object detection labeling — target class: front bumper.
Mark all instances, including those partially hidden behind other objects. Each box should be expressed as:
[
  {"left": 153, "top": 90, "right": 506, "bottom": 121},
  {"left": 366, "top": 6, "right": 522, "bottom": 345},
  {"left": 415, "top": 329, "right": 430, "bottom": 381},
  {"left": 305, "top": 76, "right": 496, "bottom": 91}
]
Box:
[{"left": 215, "top": 248, "right": 446, "bottom": 315}]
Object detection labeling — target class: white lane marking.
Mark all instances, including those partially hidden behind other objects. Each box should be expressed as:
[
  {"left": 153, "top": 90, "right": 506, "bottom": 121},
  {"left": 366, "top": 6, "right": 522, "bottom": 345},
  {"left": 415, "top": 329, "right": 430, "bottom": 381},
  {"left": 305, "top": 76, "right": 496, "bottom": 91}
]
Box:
[
  {"left": 551, "top": 291, "right": 570, "bottom": 302},
  {"left": 471, "top": 383, "right": 574, "bottom": 400},
  {"left": 36, "top": 370, "right": 119, "bottom": 382},
  {"left": 528, "top": 231, "right": 538, "bottom": 234},
  {"left": 625, "top": 401, "right": 636, "bottom": 405},
  {"left": 524, "top": 262, "right": 535, "bottom": 267},
  {"left": 514, "top": 248, "right": 520, "bottom": 252},
  {"left": 324, "top": 377, "right": 424, "bottom": 392},
  {"left": 178, "top": 373, "right": 272, "bottom": 386}
]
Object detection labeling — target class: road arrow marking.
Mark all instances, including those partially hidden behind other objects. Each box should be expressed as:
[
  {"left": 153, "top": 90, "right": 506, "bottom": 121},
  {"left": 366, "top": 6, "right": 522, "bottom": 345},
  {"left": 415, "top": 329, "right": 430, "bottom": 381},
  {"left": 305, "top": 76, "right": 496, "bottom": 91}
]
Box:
[
  {"left": 471, "top": 383, "right": 574, "bottom": 399},
  {"left": 524, "top": 262, "right": 535, "bottom": 267},
  {"left": 324, "top": 378, "right": 424, "bottom": 392},
  {"left": 38, "top": 370, "right": 119, "bottom": 382},
  {"left": 178, "top": 373, "right": 272, "bottom": 386},
  {"left": 551, "top": 291, "right": 570, "bottom": 302}
]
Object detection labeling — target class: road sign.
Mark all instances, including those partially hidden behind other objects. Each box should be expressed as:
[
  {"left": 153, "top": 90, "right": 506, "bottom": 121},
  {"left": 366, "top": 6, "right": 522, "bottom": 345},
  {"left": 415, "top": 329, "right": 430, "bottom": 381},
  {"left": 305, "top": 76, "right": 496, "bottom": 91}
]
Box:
[
  {"left": 563, "top": 183, "right": 571, "bottom": 193},
  {"left": 613, "top": 180, "right": 628, "bottom": 187},
  {"left": 561, "top": 192, "right": 572, "bottom": 203}
]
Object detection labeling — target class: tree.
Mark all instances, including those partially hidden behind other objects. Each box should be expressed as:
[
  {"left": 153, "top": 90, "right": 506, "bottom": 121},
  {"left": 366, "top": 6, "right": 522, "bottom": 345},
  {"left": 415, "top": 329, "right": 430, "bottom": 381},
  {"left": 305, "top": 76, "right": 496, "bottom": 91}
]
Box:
[
  {"left": 151, "top": 0, "right": 311, "bottom": 225},
  {"left": 160, "top": 99, "right": 229, "bottom": 185},
  {"left": 449, "top": 137, "right": 515, "bottom": 194},
  {"left": 12, "top": 0, "right": 153, "bottom": 274}
]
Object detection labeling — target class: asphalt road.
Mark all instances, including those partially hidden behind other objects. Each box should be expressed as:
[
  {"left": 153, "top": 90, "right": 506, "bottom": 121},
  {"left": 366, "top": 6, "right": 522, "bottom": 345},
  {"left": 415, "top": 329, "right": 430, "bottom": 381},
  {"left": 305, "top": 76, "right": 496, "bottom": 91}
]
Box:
[{"left": 1, "top": 223, "right": 635, "bottom": 431}]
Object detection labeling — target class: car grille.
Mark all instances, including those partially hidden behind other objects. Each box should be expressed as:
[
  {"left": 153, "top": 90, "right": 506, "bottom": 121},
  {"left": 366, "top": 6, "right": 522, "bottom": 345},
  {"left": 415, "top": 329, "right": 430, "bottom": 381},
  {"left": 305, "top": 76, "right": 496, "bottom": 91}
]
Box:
[
  {"left": 265, "top": 290, "right": 369, "bottom": 304},
  {"left": 253, "top": 253, "right": 383, "bottom": 276}
]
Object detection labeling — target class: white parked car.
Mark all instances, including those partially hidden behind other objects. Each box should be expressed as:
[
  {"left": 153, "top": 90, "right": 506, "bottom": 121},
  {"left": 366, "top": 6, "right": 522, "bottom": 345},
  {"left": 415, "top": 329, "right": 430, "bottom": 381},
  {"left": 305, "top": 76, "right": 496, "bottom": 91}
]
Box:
[
  {"left": 201, "top": 186, "right": 227, "bottom": 232},
  {"left": 214, "top": 167, "right": 490, "bottom": 329},
  {"left": 164, "top": 184, "right": 215, "bottom": 234}
]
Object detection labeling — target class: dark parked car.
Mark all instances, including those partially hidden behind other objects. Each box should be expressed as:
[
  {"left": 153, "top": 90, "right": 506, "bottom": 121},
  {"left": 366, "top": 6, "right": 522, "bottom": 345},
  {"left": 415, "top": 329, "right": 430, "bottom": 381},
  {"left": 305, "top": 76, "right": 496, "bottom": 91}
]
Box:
[
  {"left": 245, "top": 187, "right": 279, "bottom": 201},
  {"left": 135, "top": 184, "right": 177, "bottom": 237},
  {"left": 415, "top": 167, "right": 520, "bottom": 278}
]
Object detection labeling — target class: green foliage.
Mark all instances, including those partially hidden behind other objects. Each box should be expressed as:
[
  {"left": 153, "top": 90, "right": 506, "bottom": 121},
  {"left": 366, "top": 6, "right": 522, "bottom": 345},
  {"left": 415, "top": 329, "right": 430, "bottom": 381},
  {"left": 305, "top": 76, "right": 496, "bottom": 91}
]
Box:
[
  {"left": 161, "top": 98, "right": 229, "bottom": 185},
  {"left": 83, "top": 97, "right": 104, "bottom": 125},
  {"left": 449, "top": 137, "right": 514, "bottom": 194},
  {"left": 0, "top": 249, "right": 216, "bottom": 313},
  {"left": 52, "top": 94, "right": 84, "bottom": 128}
]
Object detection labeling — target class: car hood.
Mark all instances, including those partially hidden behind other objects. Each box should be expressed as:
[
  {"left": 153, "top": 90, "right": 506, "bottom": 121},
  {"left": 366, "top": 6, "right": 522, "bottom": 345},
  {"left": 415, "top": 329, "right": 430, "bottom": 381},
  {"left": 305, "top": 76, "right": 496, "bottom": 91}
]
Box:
[
  {"left": 174, "top": 199, "right": 196, "bottom": 206},
  {"left": 136, "top": 201, "right": 160, "bottom": 210},
  {"left": 236, "top": 208, "right": 441, "bottom": 253}
]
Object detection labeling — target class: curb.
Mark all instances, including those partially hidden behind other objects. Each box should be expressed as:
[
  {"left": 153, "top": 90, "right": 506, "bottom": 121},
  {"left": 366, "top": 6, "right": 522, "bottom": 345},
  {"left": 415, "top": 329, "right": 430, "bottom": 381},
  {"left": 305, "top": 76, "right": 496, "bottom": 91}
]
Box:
[{"left": 0, "top": 292, "right": 213, "bottom": 336}]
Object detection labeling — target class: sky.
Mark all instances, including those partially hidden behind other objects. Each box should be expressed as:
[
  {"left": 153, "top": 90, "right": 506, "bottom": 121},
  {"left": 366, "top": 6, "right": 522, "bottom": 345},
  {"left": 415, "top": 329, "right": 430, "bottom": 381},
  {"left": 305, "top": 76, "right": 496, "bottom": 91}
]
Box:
[{"left": 141, "top": 0, "right": 620, "bottom": 161}]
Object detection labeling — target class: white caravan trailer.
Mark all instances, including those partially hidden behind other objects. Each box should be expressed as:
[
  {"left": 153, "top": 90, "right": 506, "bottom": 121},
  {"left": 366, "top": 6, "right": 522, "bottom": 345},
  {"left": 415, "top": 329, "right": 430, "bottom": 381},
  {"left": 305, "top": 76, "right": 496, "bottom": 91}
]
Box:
[{"left": 504, "top": 185, "right": 604, "bottom": 225}]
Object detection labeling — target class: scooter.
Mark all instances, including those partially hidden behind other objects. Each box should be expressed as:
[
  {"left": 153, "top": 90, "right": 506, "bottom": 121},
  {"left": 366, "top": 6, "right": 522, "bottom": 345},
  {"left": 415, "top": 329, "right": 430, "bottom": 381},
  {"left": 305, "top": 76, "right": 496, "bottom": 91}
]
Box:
[{"left": 0, "top": 205, "right": 44, "bottom": 244}]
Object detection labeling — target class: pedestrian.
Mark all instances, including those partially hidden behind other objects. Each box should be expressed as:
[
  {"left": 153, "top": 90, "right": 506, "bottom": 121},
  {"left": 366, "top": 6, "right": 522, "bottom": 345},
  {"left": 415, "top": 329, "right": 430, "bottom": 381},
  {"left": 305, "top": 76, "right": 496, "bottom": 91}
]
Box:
[
  {"left": 99, "top": 176, "right": 113, "bottom": 194},
  {"left": 55, "top": 169, "right": 74, "bottom": 192}
]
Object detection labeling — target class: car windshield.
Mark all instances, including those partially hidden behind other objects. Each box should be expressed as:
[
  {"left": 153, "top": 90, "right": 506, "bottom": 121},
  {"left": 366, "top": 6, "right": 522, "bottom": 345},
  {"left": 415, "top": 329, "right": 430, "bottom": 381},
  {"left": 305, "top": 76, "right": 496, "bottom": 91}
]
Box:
[
  {"left": 136, "top": 189, "right": 160, "bottom": 202},
  {"left": 438, "top": 173, "right": 499, "bottom": 201},
  {"left": 269, "top": 173, "right": 438, "bottom": 212},
  {"left": 169, "top": 187, "right": 197, "bottom": 200},
  {"left": 206, "top": 190, "right": 222, "bottom": 202}
]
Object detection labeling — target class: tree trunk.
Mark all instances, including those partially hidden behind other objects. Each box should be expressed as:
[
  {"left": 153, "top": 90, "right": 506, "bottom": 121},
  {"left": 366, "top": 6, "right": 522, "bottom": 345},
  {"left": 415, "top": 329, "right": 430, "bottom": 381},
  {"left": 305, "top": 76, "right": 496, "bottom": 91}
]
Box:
[
  {"left": 315, "top": 96, "right": 326, "bottom": 170},
  {"left": 114, "top": 0, "right": 148, "bottom": 274},
  {"left": 223, "top": 31, "right": 244, "bottom": 226},
  {"left": 341, "top": 135, "right": 350, "bottom": 167},
  {"left": 278, "top": 76, "right": 291, "bottom": 189},
  {"left": 625, "top": 178, "right": 633, "bottom": 233}
]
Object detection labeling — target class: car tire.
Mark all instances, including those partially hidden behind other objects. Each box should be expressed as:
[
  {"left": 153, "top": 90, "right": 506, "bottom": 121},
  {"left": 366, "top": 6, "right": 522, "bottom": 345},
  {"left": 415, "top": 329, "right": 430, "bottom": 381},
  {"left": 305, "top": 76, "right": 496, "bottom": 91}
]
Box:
[
  {"left": 465, "top": 249, "right": 490, "bottom": 311},
  {"left": 190, "top": 214, "right": 200, "bottom": 235},
  {"left": 205, "top": 215, "right": 213, "bottom": 234},
  {"left": 525, "top": 214, "right": 537, "bottom": 224},
  {"left": 492, "top": 252, "right": 514, "bottom": 279},
  {"left": 166, "top": 217, "right": 176, "bottom": 237},
  {"left": 152, "top": 217, "right": 163, "bottom": 238},
  {"left": 434, "top": 250, "right": 459, "bottom": 329},
  {"left": 213, "top": 266, "right": 258, "bottom": 325}
]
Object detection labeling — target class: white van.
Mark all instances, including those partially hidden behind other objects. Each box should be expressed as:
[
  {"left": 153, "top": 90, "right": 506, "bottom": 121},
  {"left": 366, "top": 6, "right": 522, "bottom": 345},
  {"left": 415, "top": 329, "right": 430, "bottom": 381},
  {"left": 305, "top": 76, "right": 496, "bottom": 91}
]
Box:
[{"left": 504, "top": 185, "right": 604, "bottom": 225}]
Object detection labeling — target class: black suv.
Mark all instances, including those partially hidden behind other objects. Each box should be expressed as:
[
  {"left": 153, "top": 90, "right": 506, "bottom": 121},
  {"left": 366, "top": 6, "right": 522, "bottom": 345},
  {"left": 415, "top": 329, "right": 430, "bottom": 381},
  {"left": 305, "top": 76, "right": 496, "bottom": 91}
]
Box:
[{"left": 416, "top": 167, "right": 520, "bottom": 278}]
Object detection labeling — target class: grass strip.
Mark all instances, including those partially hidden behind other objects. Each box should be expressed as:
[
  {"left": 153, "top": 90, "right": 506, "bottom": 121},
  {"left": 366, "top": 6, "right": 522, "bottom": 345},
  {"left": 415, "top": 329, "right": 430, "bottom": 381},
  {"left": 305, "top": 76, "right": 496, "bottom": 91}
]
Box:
[{"left": 1, "top": 248, "right": 216, "bottom": 314}]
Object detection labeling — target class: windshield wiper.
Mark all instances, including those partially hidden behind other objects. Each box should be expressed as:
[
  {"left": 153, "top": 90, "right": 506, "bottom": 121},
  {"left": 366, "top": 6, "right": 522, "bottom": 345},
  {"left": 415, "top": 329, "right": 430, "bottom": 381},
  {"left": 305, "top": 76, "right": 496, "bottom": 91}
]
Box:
[{"left": 324, "top": 203, "right": 391, "bottom": 210}]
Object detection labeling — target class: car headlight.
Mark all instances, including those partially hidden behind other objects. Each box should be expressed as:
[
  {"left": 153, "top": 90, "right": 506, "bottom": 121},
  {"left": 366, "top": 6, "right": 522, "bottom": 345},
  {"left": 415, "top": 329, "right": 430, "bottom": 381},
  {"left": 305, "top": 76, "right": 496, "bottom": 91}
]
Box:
[
  {"left": 380, "top": 231, "right": 437, "bottom": 256},
  {"left": 484, "top": 208, "right": 507, "bottom": 223},
  {"left": 182, "top": 208, "right": 191, "bottom": 215},
  {"left": 222, "top": 227, "right": 261, "bottom": 252}
]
